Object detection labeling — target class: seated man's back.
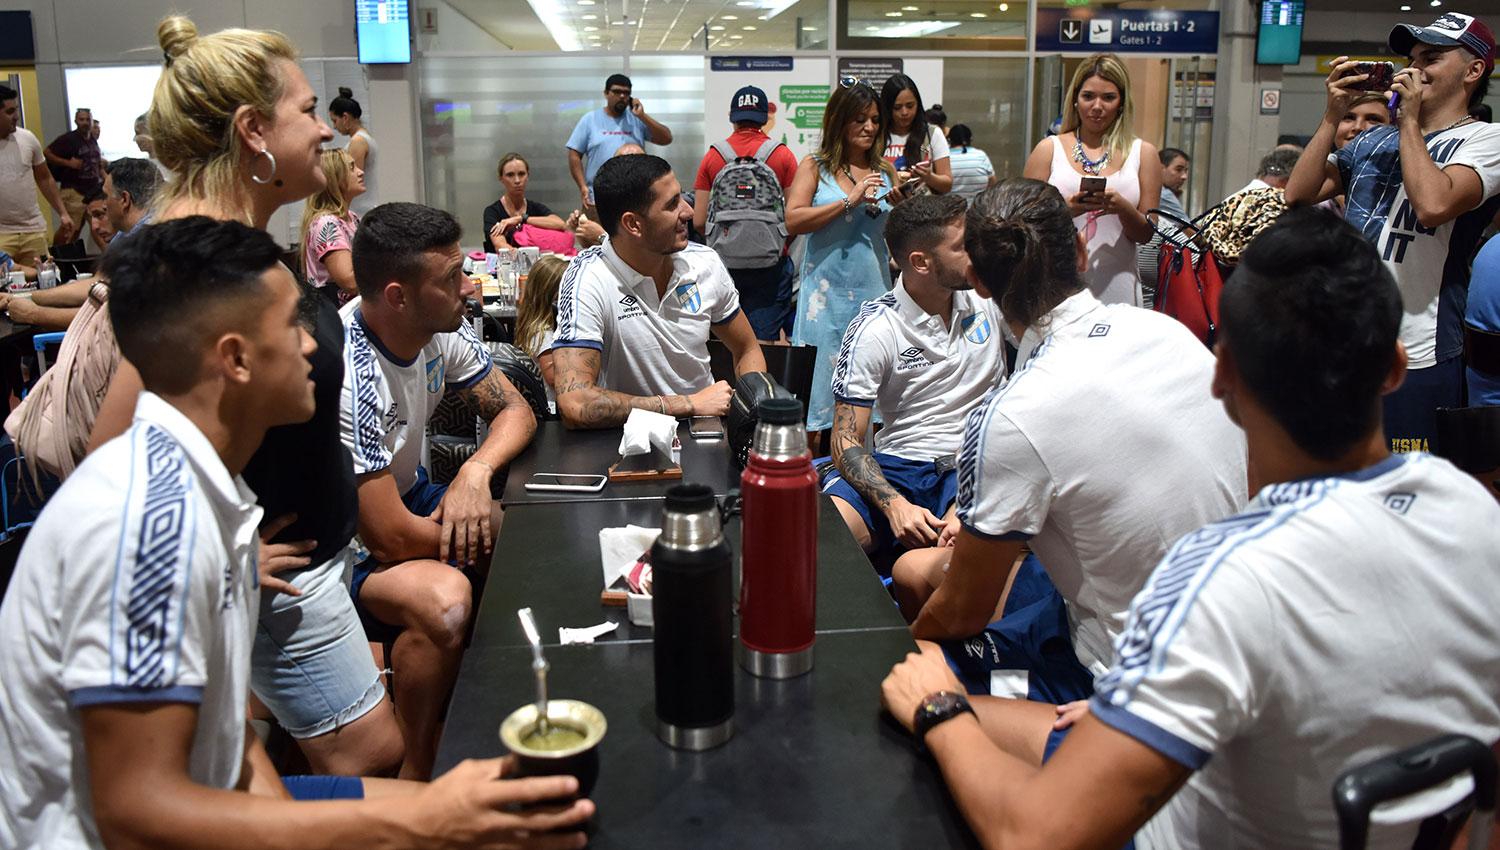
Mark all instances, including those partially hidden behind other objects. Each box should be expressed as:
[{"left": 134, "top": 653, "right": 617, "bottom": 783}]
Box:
[
  {"left": 1101, "top": 451, "right": 1500, "bottom": 849},
  {"left": 960, "top": 292, "right": 1246, "bottom": 668}
]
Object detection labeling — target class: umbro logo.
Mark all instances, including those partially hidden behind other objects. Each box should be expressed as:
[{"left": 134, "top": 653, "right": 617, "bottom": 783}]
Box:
[
  {"left": 620, "top": 295, "right": 639, "bottom": 307},
  {"left": 897, "top": 346, "right": 932, "bottom": 372},
  {"left": 1383, "top": 492, "right": 1416, "bottom": 515},
  {"left": 1088, "top": 323, "right": 1110, "bottom": 338}
]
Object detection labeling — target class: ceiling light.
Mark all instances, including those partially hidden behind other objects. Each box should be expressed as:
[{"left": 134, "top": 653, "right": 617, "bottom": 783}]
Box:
[
  {"left": 1400, "top": 3, "right": 1410, "bottom": 8},
  {"left": 584, "top": 25, "right": 599, "bottom": 30},
  {"left": 998, "top": 2, "right": 1007, "bottom": 9},
  {"left": 743, "top": 24, "right": 757, "bottom": 29},
  {"left": 902, "top": 4, "right": 919, "bottom": 9},
  {"left": 711, "top": 24, "right": 726, "bottom": 29},
  {"left": 729, "top": 33, "right": 744, "bottom": 38},
  {"left": 865, "top": 24, "right": 879, "bottom": 30},
  {"left": 582, "top": 13, "right": 597, "bottom": 18},
  {"left": 885, "top": 10, "right": 902, "bottom": 16},
  {"left": 578, "top": 0, "right": 595, "bottom": 5},
  {"left": 722, "top": 13, "right": 738, "bottom": 18},
  {"left": 528, "top": 0, "right": 584, "bottom": 49},
  {"left": 1430, "top": 0, "right": 1441, "bottom": 5},
  {"left": 969, "top": 11, "right": 986, "bottom": 17},
  {"left": 736, "top": 1, "right": 756, "bottom": 5},
  {"left": 801, "top": 24, "right": 817, "bottom": 29}
]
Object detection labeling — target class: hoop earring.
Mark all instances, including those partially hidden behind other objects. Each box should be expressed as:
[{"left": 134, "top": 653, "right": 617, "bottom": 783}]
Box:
[{"left": 249, "top": 147, "right": 278, "bottom": 185}]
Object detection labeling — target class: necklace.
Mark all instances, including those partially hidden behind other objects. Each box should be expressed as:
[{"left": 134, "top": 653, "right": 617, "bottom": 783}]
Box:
[
  {"left": 1072, "top": 138, "right": 1109, "bottom": 176},
  {"left": 1430, "top": 115, "right": 1475, "bottom": 135}
]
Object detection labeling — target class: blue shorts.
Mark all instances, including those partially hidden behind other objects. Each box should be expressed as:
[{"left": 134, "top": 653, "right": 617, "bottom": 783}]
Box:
[
  {"left": 818, "top": 452, "right": 958, "bottom": 562},
  {"left": 1385, "top": 356, "right": 1465, "bottom": 454},
  {"left": 282, "top": 775, "right": 365, "bottom": 800},
  {"left": 252, "top": 547, "right": 386, "bottom": 739},
  {"left": 939, "top": 554, "right": 1096, "bottom": 707},
  {"left": 351, "top": 466, "right": 448, "bottom": 641}
]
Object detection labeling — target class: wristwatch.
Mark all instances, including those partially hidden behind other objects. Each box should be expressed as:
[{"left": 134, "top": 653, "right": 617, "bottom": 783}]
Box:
[
  {"left": 913, "top": 690, "right": 975, "bottom": 751},
  {"left": 519, "top": 212, "right": 529, "bottom": 227}
]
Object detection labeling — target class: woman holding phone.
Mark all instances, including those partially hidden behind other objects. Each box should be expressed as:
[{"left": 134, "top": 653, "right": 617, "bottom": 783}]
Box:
[
  {"left": 881, "top": 74, "right": 952, "bottom": 195},
  {"left": 1023, "top": 53, "right": 1159, "bottom": 306},
  {"left": 786, "top": 78, "right": 900, "bottom": 440}
]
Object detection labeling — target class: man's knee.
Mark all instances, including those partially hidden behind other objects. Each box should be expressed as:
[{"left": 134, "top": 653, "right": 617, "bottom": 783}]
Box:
[{"left": 405, "top": 564, "right": 472, "bottom": 649}]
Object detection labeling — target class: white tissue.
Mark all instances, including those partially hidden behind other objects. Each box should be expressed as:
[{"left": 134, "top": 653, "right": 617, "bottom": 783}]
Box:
[
  {"left": 598, "top": 525, "right": 661, "bottom": 587},
  {"left": 559, "top": 622, "right": 618, "bottom": 645},
  {"left": 618, "top": 408, "right": 679, "bottom": 457}
]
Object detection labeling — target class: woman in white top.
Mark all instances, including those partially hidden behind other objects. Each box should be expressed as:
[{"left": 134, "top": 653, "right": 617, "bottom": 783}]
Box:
[
  {"left": 330, "top": 86, "right": 378, "bottom": 216},
  {"left": 1023, "top": 53, "right": 1160, "bottom": 306},
  {"left": 880, "top": 74, "right": 952, "bottom": 194},
  {"left": 946, "top": 124, "right": 996, "bottom": 201}
]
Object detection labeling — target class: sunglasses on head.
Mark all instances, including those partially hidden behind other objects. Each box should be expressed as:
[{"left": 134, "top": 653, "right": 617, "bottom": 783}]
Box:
[{"left": 838, "top": 75, "right": 872, "bottom": 91}]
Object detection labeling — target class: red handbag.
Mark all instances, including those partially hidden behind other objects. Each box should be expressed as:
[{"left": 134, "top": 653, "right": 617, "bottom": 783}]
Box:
[{"left": 1152, "top": 208, "right": 1226, "bottom": 348}]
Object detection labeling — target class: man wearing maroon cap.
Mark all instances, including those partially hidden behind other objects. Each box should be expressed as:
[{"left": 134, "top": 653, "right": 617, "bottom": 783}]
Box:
[{"left": 1287, "top": 11, "right": 1499, "bottom": 455}]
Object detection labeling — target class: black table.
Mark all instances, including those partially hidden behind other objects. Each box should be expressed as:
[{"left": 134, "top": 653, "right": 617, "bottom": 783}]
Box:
[
  {"left": 434, "top": 631, "right": 978, "bottom": 849},
  {"left": 479, "top": 496, "right": 904, "bottom": 649},
  {"left": 503, "top": 419, "right": 738, "bottom": 506}
]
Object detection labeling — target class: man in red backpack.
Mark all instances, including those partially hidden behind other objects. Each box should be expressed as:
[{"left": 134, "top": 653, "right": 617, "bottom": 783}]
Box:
[{"left": 693, "top": 86, "right": 800, "bottom": 341}]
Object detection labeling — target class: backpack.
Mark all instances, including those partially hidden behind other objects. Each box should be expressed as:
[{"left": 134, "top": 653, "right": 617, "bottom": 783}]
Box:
[{"left": 705, "top": 139, "right": 787, "bottom": 270}]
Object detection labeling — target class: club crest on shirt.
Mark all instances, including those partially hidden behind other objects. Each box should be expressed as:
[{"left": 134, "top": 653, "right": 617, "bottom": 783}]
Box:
[
  {"left": 426, "top": 355, "right": 445, "bottom": 393},
  {"left": 960, "top": 312, "right": 991, "bottom": 345},
  {"left": 897, "top": 346, "right": 932, "bottom": 372},
  {"left": 674, "top": 281, "right": 702, "bottom": 313}
]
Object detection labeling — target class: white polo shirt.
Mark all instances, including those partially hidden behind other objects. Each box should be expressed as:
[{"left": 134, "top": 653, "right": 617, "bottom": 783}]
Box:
[
  {"left": 553, "top": 242, "right": 741, "bottom": 397},
  {"left": 955, "top": 290, "right": 1246, "bottom": 670},
  {"left": 339, "top": 302, "right": 493, "bottom": 495},
  {"left": 0, "top": 392, "right": 262, "bottom": 849},
  {"left": 1096, "top": 453, "right": 1500, "bottom": 850},
  {"left": 831, "top": 282, "right": 1006, "bottom": 460}
]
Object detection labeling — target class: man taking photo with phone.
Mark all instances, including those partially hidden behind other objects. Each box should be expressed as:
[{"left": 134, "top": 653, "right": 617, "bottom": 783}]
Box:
[{"left": 1286, "top": 12, "right": 1499, "bottom": 455}]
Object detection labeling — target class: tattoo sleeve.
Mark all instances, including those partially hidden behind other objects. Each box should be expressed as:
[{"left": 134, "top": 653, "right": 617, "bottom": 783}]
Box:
[
  {"left": 553, "top": 347, "right": 687, "bottom": 428},
  {"left": 831, "top": 402, "right": 900, "bottom": 511},
  {"left": 458, "top": 369, "right": 524, "bottom": 422}
]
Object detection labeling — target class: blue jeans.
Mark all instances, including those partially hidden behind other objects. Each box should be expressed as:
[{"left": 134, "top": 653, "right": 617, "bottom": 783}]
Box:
[{"left": 729, "top": 255, "right": 796, "bottom": 341}]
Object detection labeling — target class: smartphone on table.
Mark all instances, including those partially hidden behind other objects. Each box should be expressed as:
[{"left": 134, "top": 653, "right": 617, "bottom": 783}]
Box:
[
  {"left": 525, "top": 473, "right": 608, "bottom": 493},
  {"left": 689, "top": 416, "right": 725, "bottom": 440}
]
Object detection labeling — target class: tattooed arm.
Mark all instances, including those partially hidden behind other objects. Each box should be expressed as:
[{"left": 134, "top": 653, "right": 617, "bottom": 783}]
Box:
[
  {"left": 831, "top": 401, "right": 944, "bottom": 548},
  {"left": 552, "top": 346, "right": 732, "bottom": 430},
  {"left": 429, "top": 368, "right": 535, "bottom": 566},
  {"left": 880, "top": 641, "right": 1191, "bottom": 850}
]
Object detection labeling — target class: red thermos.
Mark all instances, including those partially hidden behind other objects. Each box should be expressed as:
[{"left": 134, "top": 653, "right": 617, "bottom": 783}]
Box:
[{"left": 738, "top": 397, "right": 817, "bottom": 678}]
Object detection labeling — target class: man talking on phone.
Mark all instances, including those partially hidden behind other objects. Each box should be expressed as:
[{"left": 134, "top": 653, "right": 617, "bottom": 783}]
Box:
[
  {"left": 567, "top": 74, "right": 674, "bottom": 214},
  {"left": 1286, "top": 12, "right": 1499, "bottom": 454},
  {"left": 553, "top": 154, "right": 767, "bottom": 430}
]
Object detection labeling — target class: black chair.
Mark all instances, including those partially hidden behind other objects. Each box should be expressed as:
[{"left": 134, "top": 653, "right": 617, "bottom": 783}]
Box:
[
  {"left": 707, "top": 339, "right": 816, "bottom": 411},
  {"left": 1334, "top": 733, "right": 1497, "bottom": 850},
  {"left": 426, "top": 343, "right": 551, "bottom": 494},
  {"left": 1433, "top": 406, "right": 1500, "bottom": 475}
]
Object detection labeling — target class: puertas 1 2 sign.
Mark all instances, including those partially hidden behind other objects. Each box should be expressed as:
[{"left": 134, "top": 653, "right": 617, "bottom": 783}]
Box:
[{"left": 1037, "top": 9, "right": 1219, "bottom": 54}]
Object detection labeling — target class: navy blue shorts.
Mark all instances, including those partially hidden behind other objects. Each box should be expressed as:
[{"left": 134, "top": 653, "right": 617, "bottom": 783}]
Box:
[
  {"left": 939, "top": 554, "right": 1096, "bottom": 707},
  {"left": 817, "top": 452, "right": 957, "bottom": 562},
  {"left": 282, "top": 775, "right": 365, "bottom": 800},
  {"left": 1385, "top": 356, "right": 1465, "bottom": 454},
  {"left": 351, "top": 466, "right": 448, "bottom": 641},
  {"left": 729, "top": 255, "right": 796, "bottom": 341}
]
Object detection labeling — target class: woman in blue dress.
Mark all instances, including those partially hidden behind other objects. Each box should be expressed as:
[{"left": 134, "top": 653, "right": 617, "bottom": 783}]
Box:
[{"left": 786, "top": 79, "right": 901, "bottom": 439}]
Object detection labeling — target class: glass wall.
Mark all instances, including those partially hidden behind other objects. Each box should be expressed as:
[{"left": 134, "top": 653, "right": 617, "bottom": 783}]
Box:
[{"left": 941, "top": 57, "right": 1029, "bottom": 181}]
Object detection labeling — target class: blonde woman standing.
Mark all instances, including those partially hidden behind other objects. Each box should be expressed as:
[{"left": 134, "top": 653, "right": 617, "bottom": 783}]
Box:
[
  {"left": 1024, "top": 53, "right": 1160, "bottom": 306},
  {"left": 300, "top": 147, "right": 365, "bottom": 303}
]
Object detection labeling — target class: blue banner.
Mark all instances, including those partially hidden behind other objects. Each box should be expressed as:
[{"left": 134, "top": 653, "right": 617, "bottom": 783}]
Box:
[{"left": 1036, "top": 9, "right": 1219, "bottom": 54}]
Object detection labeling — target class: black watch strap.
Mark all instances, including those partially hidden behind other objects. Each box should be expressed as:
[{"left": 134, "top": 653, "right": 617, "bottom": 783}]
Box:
[{"left": 913, "top": 690, "right": 975, "bottom": 751}]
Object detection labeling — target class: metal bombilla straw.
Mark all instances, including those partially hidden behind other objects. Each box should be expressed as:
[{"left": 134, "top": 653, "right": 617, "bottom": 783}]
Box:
[{"left": 517, "top": 607, "right": 550, "bottom": 737}]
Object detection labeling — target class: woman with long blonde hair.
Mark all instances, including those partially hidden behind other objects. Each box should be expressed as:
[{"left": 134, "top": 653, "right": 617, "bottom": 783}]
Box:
[
  {"left": 299, "top": 147, "right": 365, "bottom": 303},
  {"left": 1023, "top": 53, "right": 1160, "bottom": 306},
  {"left": 785, "top": 78, "right": 902, "bottom": 439},
  {"left": 513, "top": 254, "right": 569, "bottom": 408}
]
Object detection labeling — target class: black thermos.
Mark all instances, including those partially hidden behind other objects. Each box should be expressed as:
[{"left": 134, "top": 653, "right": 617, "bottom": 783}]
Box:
[{"left": 652, "top": 483, "right": 734, "bottom": 750}]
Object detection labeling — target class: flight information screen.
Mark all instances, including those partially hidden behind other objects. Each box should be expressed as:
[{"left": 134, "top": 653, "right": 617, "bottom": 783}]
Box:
[
  {"left": 357, "top": 0, "right": 411, "bottom": 64},
  {"left": 1256, "top": 0, "right": 1304, "bottom": 65}
]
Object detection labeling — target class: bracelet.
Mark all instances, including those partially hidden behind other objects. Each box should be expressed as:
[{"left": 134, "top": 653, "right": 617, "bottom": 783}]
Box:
[
  {"left": 657, "top": 395, "right": 668, "bottom": 415},
  {"left": 841, "top": 197, "right": 853, "bottom": 214}
]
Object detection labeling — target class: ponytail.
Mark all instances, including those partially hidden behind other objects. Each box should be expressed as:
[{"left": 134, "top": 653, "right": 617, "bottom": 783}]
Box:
[{"left": 965, "top": 178, "right": 1085, "bottom": 329}]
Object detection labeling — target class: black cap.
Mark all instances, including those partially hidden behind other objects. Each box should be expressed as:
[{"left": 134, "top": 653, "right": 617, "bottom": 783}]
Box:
[
  {"left": 757, "top": 397, "right": 802, "bottom": 425},
  {"left": 664, "top": 483, "right": 716, "bottom": 514}
]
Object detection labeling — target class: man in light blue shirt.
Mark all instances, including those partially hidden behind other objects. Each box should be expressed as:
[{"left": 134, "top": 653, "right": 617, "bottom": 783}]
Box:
[{"left": 566, "top": 73, "right": 673, "bottom": 212}]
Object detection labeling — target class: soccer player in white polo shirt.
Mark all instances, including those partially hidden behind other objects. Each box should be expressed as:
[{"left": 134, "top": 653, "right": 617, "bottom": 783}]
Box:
[
  {"left": 823, "top": 193, "right": 1005, "bottom": 568},
  {"left": 341, "top": 202, "right": 537, "bottom": 780},
  {"left": 553, "top": 154, "right": 767, "bottom": 429},
  {"left": 901, "top": 179, "right": 1245, "bottom": 759},
  {"left": 879, "top": 207, "right": 1500, "bottom": 850},
  {"left": 0, "top": 217, "right": 593, "bottom": 849}
]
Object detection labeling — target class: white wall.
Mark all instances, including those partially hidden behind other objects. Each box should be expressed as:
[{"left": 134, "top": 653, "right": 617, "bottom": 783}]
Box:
[{"left": 0, "top": 0, "right": 421, "bottom": 245}]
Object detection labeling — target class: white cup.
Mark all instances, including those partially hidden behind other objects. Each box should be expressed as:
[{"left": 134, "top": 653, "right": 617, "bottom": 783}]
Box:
[{"left": 5, "top": 271, "right": 31, "bottom": 292}]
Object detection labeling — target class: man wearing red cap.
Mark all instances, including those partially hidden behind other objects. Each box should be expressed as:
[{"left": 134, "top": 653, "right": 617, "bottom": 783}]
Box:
[{"left": 1287, "top": 11, "right": 1498, "bottom": 455}]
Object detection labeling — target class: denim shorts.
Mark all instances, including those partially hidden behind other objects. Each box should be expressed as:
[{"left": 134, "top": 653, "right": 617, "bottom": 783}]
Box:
[{"left": 251, "top": 547, "right": 388, "bottom": 739}]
